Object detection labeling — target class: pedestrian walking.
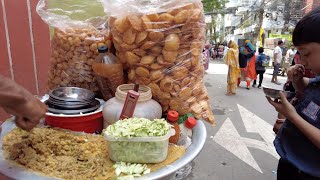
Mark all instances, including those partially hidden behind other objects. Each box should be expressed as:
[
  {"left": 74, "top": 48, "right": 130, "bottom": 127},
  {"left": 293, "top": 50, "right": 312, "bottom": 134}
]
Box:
[
  {"left": 267, "top": 7, "right": 320, "bottom": 179},
  {"left": 238, "top": 40, "right": 256, "bottom": 90},
  {"left": 272, "top": 40, "right": 283, "bottom": 85},
  {"left": 224, "top": 40, "right": 240, "bottom": 95},
  {"left": 280, "top": 46, "right": 294, "bottom": 76},
  {"left": 214, "top": 44, "right": 219, "bottom": 59},
  {"left": 252, "top": 47, "right": 267, "bottom": 88},
  {"left": 285, "top": 46, "right": 296, "bottom": 64},
  {"left": 203, "top": 44, "right": 210, "bottom": 71}
]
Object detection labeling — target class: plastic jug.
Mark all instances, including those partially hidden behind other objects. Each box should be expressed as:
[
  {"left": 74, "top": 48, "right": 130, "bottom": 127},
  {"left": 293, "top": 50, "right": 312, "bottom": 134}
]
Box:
[{"left": 102, "top": 84, "right": 162, "bottom": 127}]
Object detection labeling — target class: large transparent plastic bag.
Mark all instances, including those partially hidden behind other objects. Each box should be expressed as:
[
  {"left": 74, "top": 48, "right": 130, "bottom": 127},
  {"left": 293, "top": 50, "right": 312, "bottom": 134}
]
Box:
[
  {"left": 102, "top": 0, "right": 215, "bottom": 125},
  {"left": 37, "top": 0, "right": 112, "bottom": 93}
]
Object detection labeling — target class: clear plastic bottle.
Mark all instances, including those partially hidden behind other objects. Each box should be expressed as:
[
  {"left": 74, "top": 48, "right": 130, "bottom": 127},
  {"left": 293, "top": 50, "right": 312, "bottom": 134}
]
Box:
[
  {"left": 92, "top": 46, "right": 124, "bottom": 101},
  {"left": 178, "top": 117, "right": 197, "bottom": 148},
  {"left": 166, "top": 110, "right": 180, "bottom": 144}
]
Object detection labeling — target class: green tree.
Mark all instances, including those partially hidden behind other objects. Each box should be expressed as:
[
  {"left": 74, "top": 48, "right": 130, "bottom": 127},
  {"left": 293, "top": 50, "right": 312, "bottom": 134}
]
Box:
[
  {"left": 202, "top": 0, "right": 226, "bottom": 12},
  {"left": 202, "top": 0, "right": 228, "bottom": 43}
]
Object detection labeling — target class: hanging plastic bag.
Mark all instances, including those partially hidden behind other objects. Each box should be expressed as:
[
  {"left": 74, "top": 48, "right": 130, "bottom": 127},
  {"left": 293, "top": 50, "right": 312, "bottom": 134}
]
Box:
[
  {"left": 37, "top": 0, "right": 112, "bottom": 93},
  {"left": 102, "top": 0, "right": 215, "bottom": 125}
]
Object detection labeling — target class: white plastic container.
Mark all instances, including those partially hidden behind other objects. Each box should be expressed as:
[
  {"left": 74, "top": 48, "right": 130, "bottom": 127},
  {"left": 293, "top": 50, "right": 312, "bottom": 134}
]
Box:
[
  {"left": 104, "top": 129, "right": 175, "bottom": 164},
  {"left": 102, "top": 84, "right": 162, "bottom": 127}
]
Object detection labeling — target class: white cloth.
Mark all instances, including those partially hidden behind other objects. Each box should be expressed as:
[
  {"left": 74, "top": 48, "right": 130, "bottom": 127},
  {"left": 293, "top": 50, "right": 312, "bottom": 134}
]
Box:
[{"left": 274, "top": 46, "right": 282, "bottom": 64}]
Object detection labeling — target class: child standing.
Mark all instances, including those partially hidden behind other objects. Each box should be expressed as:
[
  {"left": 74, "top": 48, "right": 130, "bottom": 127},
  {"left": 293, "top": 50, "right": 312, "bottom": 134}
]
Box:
[
  {"left": 252, "top": 47, "right": 266, "bottom": 88},
  {"left": 267, "top": 7, "right": 320, "bottom": 179}
]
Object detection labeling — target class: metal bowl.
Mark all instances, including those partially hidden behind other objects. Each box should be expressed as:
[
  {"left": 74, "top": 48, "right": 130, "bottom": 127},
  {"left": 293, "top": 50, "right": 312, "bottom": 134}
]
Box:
[
  {"left": 45, "top": 99, "right": 101, "bottom": 115},
  {"left": 47, "top": 101, "right": 94, "bottom": 110},
  {"left": 49, "top": 95, "right": 95, "bottom": 103},
  {"left": 263, "top": 86, "right": 296, "bottom": 99},
  {"left": 48, "top": 98, "right": 95, "bottom": 108},
  {"left": 49, "top": 87, "right": 95, "bottom": 102}
]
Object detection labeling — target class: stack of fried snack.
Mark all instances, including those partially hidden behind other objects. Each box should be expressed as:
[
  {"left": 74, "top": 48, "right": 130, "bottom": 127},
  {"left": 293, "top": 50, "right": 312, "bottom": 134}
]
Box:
[
  {"left": 109, "top": 2, "right": 215, "bottom": 124},
  {"left": 47, "top": 28, "right": 112, "bottom": 93}
]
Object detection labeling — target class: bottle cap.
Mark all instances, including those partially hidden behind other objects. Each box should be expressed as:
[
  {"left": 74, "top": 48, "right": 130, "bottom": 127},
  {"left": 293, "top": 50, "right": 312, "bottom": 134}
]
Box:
[
  {"left": 167, "top": 110, "right": 179, "bottom": 122},
  {"left": 98, "top": 46, "right": 108, "bottom": 53},
  {"left": 185, "top": 117, "right": 197, "bottom": 129}
]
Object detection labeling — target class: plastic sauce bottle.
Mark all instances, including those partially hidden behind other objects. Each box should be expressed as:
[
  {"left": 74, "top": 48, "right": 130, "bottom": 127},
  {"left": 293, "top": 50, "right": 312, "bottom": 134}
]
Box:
[
  {"left": 92, "top": 46, "right": 124, "bottom": 101},
  {"left": 167, "top": 110, "right": 180, "bottom": 144},
  {"left": 178, "top": 117, "right": 197, "bottom": 148}
]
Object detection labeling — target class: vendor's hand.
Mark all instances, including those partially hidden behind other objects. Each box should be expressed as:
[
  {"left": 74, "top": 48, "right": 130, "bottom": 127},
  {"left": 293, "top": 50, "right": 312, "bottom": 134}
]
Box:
[
  {"left": 3, "top": 96, "right": 46, "bottom": 131},
  {"left": 266, "top": 92, "right": 298, "bottom": 121},
  {"left": 0, "top": 75, "right": 46, "bottom": 131}
]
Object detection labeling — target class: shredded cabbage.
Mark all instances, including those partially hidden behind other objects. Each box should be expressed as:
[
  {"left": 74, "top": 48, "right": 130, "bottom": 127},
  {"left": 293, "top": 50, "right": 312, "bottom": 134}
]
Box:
[
  {"left": 103, "top": 118, "right": 172, "bottom": 163},
  {"left": 113, "top": 162, "right": 150, "bottom": 178},
  {"left": 103, "top": 118, "right": 171, "bottom": 138},
  {"left": 107, "top": 139, "right": 168, "bottom": 163}
]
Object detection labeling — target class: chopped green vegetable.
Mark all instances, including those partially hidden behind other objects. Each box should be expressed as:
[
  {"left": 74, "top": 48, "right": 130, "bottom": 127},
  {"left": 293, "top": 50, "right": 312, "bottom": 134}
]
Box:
[
  {"left": 108, "top": 139, "right": 168, "bottom": 163},
  {"left": 103, "top": 118, "right": 172, "bottom": 163},
  {"left": 103, "top": 118, "right": 171, "bottom": 138},
  {"left": 113, "top": 162, "right": 150, "bottom": 178}
]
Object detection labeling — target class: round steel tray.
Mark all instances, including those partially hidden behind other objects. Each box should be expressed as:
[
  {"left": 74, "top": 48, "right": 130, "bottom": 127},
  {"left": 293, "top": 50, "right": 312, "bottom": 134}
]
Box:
[
  {"left": 136, "top": 121, "right": 207, "bottom": 180},
  {"left": 45, "top": 99, "right": 100, "bottom": 115},
  {"left": 49, "top": 87, "right": 95, "bottom": 102},
  {"left": 0, "top": 119, "right": 206, "bottom": 180},
  {"left": 47, "top": 99, "right": 95, "bottom": 109}
]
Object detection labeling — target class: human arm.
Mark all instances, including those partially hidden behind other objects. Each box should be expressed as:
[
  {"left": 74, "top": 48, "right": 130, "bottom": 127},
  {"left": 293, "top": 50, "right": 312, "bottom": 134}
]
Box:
[
  {"left": 0, "top": 75, "right": 46, "bottom": 131},
  {"left": 267, "top": 92, "right": 320, "bottom": 149},
  {"left": 273, "top": 47, "right": 280, "bottom": 64},
  {"left": 287, "top": 65, "right": 309, "bottom": 93},
  {"left": 273, "top": 113, "right": 286, "bottom": 134}
]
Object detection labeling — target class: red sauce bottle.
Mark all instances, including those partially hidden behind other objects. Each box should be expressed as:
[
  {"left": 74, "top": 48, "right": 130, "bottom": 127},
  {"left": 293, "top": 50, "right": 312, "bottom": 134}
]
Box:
[{"left": 167, "top": 110, "right": 180, "bottom": 144}]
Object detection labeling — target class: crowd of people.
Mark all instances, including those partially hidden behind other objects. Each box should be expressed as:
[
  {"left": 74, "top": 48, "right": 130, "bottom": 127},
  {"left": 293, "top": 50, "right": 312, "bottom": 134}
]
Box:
[
  {"left": 225, "top": 7, "right": 320, "bottom": 179},
  {"left": 223, "top": 38, "right": 303, "bottom": 95},
  {"left": 204, "top": 43, "right": 229, "bottom": 60},
  {"left": 224, "top": 39, "right": 268, "bottom": 94}
]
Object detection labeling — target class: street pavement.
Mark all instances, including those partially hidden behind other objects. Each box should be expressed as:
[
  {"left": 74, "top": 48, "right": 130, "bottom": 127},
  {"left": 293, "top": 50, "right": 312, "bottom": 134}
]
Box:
[{"left": 185, "top": 59, "right": 288, "bottom": 180}]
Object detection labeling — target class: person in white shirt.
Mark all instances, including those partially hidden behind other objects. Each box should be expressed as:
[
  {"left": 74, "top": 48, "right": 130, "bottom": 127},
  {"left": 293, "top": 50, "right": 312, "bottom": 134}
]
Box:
[
  {"left": 272, "top": 40, "right": 284, "bottom": 84},
  {"left": 281, "top": 46, "right": 296, "bottom": 76},
  {"left": 285, "top": 46, "right": 296, "bottom": 64}
]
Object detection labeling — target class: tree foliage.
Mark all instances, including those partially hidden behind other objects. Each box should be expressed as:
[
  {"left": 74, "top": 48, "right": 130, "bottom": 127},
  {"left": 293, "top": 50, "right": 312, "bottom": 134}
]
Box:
[
  {"left": 202, "top": 0, "right": 228, "bottom": 12},
  {"left": 202, "top": 0, "right": 228, "bottom": 43}
]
